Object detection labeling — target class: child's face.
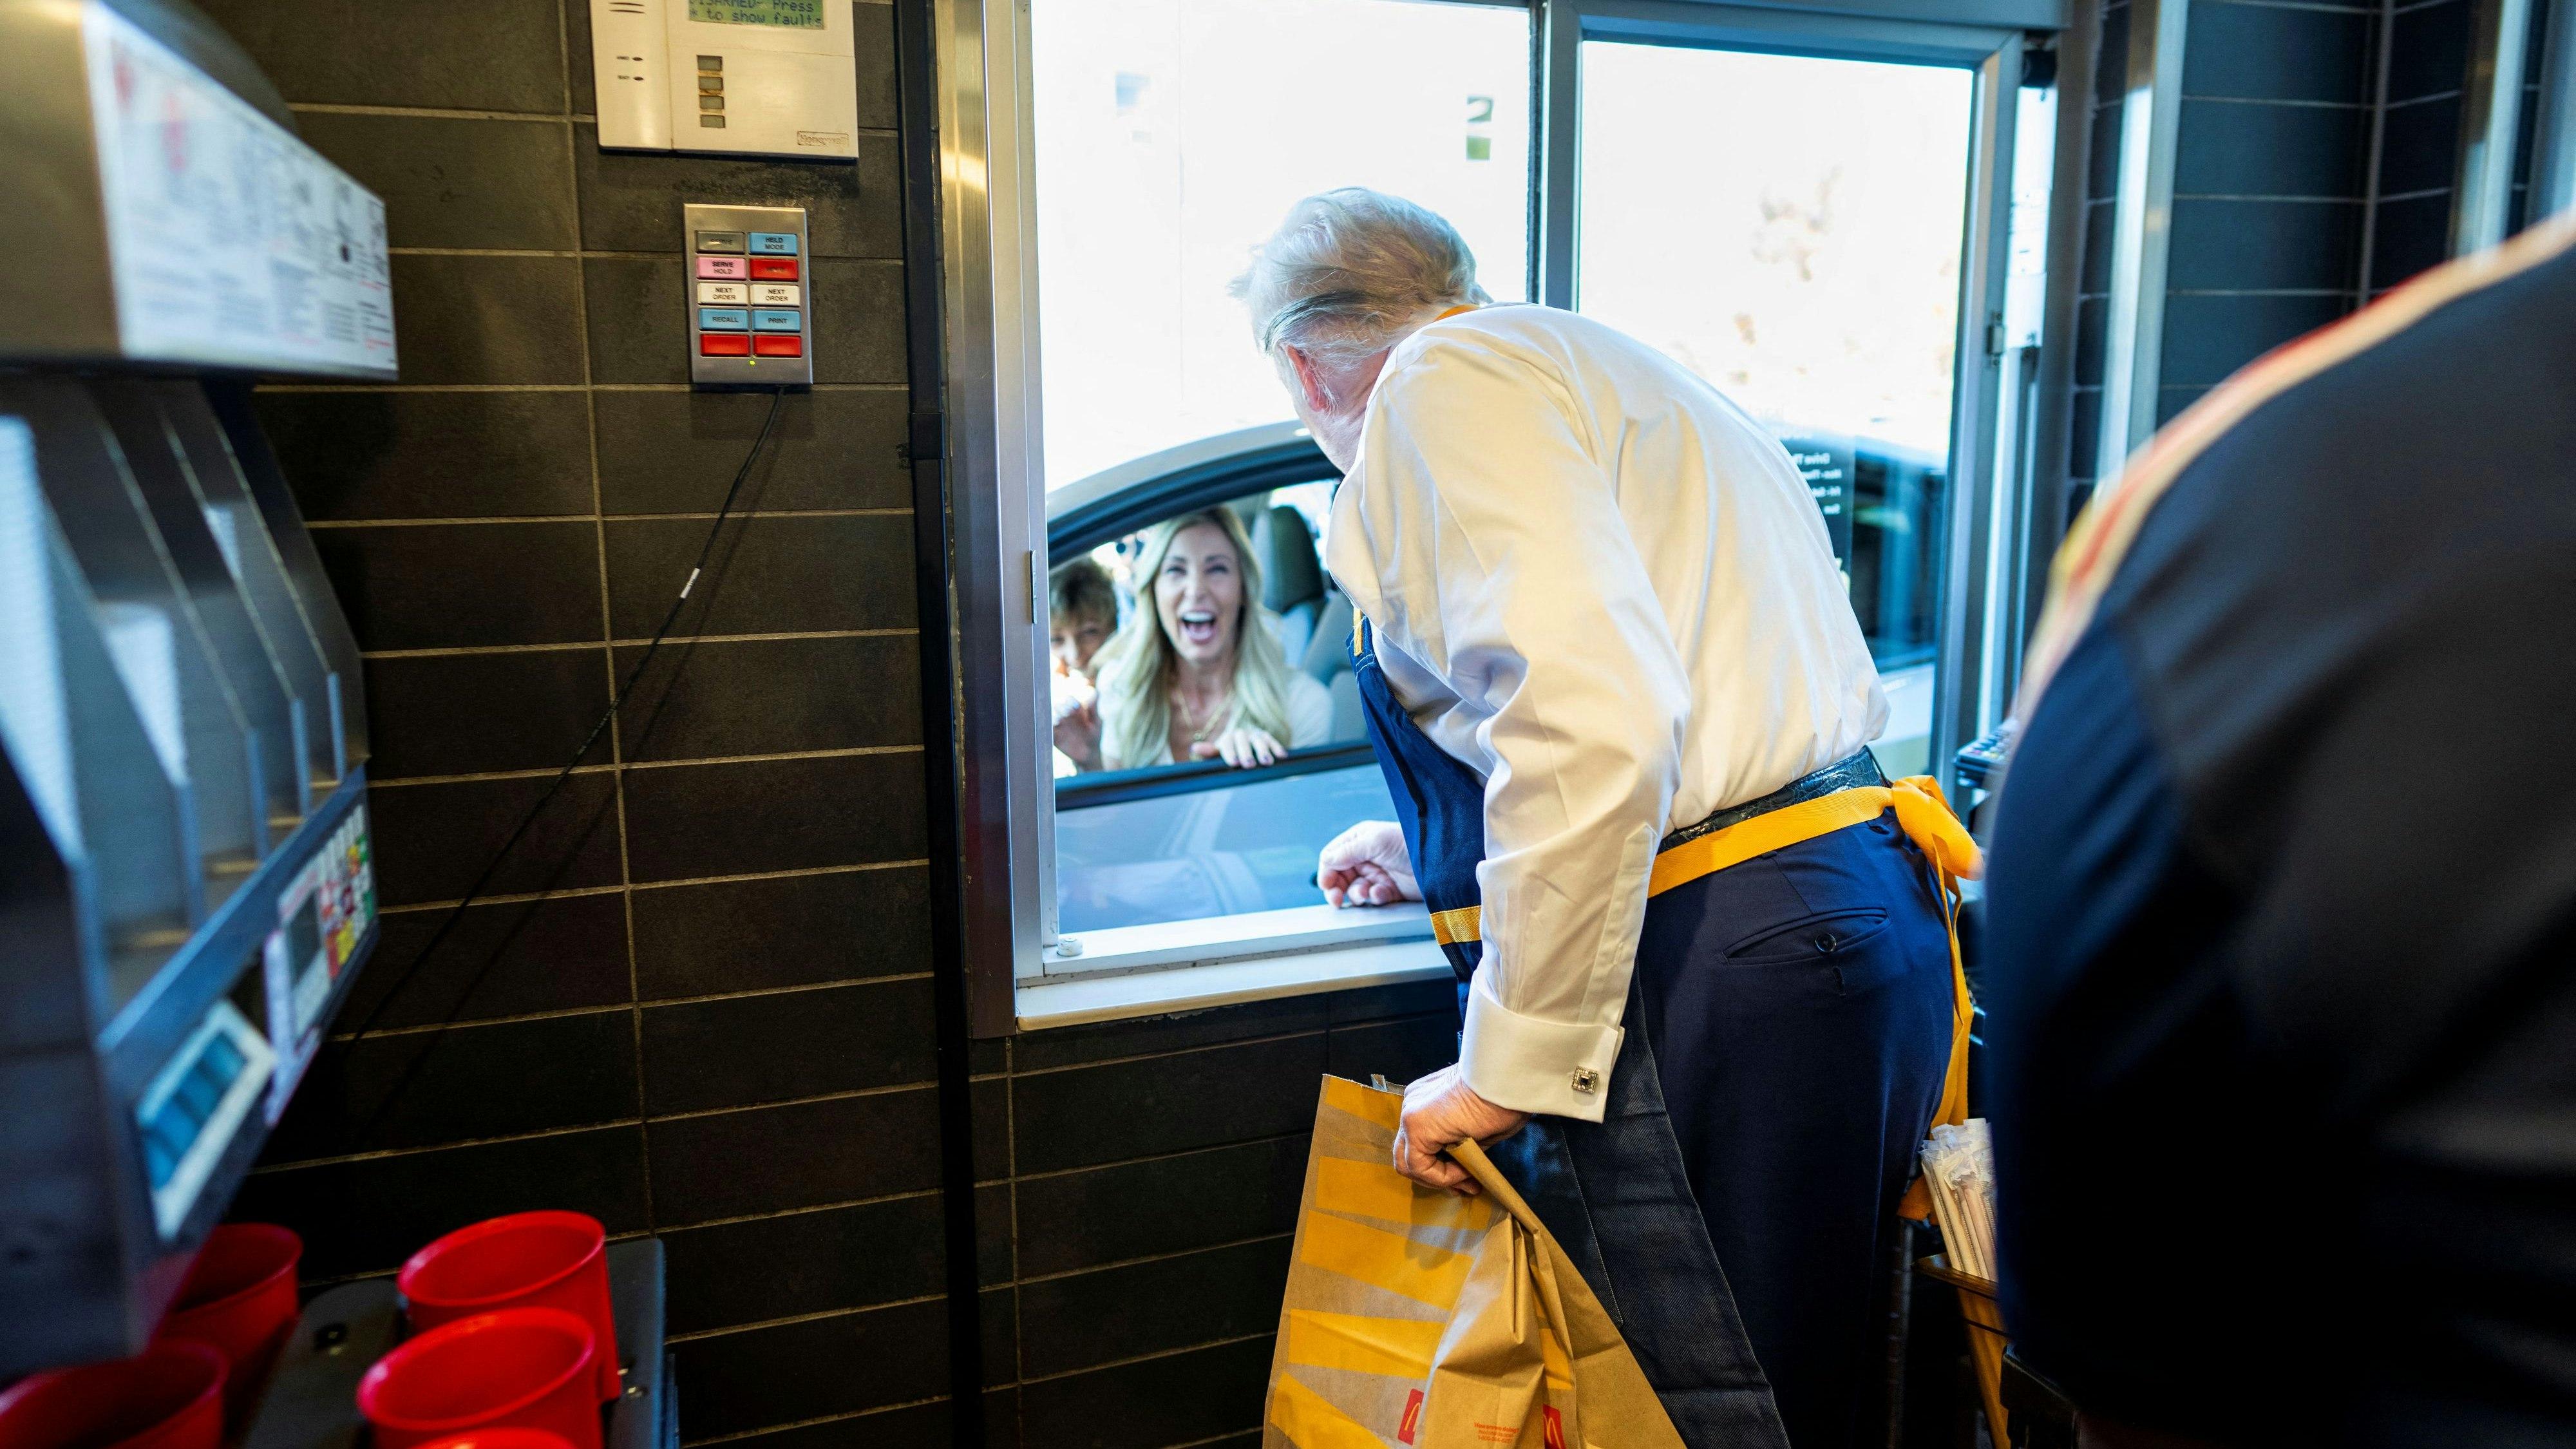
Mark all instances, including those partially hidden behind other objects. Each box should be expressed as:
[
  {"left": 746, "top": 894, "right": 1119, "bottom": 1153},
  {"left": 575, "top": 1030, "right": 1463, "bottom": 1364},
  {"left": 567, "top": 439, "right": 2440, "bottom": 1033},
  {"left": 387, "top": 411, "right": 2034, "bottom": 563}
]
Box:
[{"left": 1050, "top": 612, "right": 1112, "bottom": 674}]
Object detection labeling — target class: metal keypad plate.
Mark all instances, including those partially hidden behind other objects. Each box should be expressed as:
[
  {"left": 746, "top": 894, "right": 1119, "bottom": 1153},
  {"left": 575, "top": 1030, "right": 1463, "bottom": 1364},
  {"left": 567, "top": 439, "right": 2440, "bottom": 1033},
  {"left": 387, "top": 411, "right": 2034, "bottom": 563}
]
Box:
[{"left": 684, "top": 204, "right": 811, "bottom": 386}]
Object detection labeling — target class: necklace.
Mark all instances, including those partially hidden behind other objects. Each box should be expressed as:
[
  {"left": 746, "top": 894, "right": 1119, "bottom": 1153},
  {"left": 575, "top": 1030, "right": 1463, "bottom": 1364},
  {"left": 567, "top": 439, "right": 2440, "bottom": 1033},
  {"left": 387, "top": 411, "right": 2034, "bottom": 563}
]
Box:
[{"left": 1174, "top": 687, "right": 1231, "bottom": 744}]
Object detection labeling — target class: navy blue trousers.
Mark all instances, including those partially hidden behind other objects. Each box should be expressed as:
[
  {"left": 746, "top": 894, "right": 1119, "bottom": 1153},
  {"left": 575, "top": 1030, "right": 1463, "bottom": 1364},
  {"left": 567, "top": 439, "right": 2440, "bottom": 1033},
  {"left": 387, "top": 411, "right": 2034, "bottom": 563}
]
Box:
[{"left": 1478, "top": 817, "right": 1953, "bottom": 1449}]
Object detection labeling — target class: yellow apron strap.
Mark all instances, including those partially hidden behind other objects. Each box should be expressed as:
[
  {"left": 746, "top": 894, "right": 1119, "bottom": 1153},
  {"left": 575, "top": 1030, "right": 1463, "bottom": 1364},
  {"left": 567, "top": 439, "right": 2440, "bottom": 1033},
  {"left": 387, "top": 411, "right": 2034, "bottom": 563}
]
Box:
[
  {"left": 1886, "top": 775, "right": 1981, "bottom": 1221},
  {"left": 1430, "top": 905, "right": 1482, "bottom": 947},
  {"left": 1643, "top": 775, "right": 1982, "bottom": 1222},
  {"left": 1647, "top": 787, "right": 1893, "bottom": 897}
]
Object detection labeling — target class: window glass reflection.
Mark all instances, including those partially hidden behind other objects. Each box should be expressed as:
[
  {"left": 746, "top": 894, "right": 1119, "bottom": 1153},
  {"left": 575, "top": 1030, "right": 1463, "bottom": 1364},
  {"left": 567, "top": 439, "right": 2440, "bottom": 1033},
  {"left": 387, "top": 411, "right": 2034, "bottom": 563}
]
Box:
[{"left": 1030, "top": 0, "right": 1531, "bottom": 489}]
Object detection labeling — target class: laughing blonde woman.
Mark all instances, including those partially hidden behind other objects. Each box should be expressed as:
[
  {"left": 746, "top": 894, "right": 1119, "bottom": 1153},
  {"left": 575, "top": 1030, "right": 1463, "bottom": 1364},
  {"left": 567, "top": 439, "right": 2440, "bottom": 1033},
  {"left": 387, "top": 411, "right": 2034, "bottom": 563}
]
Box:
[{"left": 1052, "top": 507, "right": 1331, "bottom": 773}]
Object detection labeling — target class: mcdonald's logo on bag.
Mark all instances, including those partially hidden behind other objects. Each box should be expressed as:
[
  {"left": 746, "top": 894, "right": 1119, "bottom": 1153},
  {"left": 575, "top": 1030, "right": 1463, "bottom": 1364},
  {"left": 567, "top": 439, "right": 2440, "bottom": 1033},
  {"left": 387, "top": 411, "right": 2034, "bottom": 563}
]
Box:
[
  {"left": 1543, "top": 1407, "right": 1565, "bottom": 1449},
  {"left": 1398, "top": 1390, "right": 1426, "bottom": 1445}
]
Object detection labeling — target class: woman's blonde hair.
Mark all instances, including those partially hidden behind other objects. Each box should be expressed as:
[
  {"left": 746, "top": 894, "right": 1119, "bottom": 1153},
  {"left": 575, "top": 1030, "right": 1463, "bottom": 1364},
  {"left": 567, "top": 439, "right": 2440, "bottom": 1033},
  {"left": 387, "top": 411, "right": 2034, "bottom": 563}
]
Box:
[{"left": 1094, "top": 507, "right": 1299, "bottom": 770}]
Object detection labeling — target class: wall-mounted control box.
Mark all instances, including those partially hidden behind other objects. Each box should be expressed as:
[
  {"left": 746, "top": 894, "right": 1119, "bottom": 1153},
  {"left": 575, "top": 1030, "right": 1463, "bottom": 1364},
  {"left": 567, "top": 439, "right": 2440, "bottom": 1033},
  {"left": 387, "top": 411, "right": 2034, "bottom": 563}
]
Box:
[
  {"left": 687, "top": 204, "right": 813, "bottom": 386},
  {"left": 591, "top": 0, "right": 858, "bottom": 159}
]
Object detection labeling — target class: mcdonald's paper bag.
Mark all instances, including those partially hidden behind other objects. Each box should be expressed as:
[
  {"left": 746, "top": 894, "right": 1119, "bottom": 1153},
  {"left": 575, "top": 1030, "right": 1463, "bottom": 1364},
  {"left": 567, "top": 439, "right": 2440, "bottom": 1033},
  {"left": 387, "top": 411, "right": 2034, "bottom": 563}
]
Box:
[{"left": 1263, "top": 1076, "right": 1685, "bottom": 1449}]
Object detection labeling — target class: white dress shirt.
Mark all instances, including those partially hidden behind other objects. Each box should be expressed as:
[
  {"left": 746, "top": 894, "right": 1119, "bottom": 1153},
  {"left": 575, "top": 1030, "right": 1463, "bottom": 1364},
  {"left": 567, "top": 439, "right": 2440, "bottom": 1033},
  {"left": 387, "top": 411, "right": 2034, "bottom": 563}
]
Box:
[{"left": 1325, "top": 305, "right": 1887, "bottom": 1121}]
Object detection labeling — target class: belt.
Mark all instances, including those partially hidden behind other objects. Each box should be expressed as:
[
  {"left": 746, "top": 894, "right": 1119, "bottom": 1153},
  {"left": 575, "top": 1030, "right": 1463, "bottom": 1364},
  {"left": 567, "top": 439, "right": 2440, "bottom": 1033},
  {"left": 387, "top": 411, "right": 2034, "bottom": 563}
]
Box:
[{"left": 1659, "top": 748, "right": 1889, "bottom": 855}]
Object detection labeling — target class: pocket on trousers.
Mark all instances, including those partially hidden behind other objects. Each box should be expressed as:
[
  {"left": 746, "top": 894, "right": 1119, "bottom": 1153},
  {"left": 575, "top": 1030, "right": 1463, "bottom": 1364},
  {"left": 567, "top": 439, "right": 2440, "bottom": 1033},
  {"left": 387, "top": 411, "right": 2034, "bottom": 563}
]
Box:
[{"left": 1722, "top": 907, "right": 1891, "bottom": 965}]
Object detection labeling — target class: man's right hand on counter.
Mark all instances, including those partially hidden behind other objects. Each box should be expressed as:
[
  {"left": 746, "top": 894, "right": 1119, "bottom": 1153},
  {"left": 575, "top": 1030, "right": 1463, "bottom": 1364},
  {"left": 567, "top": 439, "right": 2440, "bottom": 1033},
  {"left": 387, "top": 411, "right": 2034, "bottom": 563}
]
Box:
[{"left": 1319, "top": 820, "right": 1419, "bottom": 907}]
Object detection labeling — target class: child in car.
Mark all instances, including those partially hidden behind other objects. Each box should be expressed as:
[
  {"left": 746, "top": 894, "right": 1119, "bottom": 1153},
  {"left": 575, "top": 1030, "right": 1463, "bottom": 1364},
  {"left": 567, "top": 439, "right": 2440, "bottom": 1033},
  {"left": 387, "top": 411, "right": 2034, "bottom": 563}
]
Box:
[{"left": 1049, "top": 557, "right": 1119, "bottom": 776}]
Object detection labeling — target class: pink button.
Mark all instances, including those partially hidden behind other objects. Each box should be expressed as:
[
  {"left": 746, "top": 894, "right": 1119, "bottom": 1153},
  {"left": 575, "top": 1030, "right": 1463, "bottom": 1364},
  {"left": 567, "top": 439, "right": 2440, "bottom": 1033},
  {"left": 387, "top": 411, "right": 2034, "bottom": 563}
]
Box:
[{"left": 696, "top": 256, "right": 748, "bottom": 279}]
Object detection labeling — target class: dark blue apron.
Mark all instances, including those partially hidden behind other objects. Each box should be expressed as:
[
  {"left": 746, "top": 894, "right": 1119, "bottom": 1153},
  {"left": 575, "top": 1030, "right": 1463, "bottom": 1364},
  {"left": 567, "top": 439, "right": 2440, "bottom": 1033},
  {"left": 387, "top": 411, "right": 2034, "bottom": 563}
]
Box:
[
  {"left": 1350, "top": 615, "right": 1955, "bottom": 1449},
  {"left": 1350, "top": 616, "right": 1793, "bottom": 1447}
]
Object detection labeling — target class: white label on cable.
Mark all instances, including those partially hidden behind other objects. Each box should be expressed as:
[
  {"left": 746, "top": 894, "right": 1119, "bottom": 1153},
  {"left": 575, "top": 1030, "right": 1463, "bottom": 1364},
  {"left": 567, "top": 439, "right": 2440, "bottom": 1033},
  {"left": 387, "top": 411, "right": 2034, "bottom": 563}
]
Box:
[
  {"left": 750, "top": 283, "right": 800, "bottom": 307},
  {"left": 696, "top": 281, "right": 749, "bottom": 305}
]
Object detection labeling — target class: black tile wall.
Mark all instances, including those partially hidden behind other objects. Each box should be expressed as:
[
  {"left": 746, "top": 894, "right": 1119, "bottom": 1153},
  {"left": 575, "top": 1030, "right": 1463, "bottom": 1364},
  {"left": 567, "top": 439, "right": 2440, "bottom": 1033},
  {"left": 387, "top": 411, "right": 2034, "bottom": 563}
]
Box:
[
  {"left": 614, "top": 634, "right": 922, "bottom": 761},
  {"left": 361, "top": 649, "right": 614, "bottom": 779},
  {"left": 2066, "top": 0, "right": 2130, "bottom": 496},
  {"left": 193, "top": 0, "right": 567, "bottom": 113},
  {"left": 601, "top": 513, "right": 918, "bottom": 637},
  {"left": 234, "top": 1126, "right": 652, "bottom": 1281},
  {"left": 592, "top": 390, "right": 912, "bottom": 514},
  {"left": 222, "top": 3, "right": 983, "bottom": 1444},
  {"left": 649, "top": 1087, "right": 944, "bottom": 1225},
  {"left": 366, "top": 773, "right": 625, "bottom": 907},
  {"left": 264, "top": 390, "right": 596, "bottom": 521},
  {"left": 620, "top": 752, "right": 928, "bottom": 882},
  {"left": 348, "top": 893, "right": 635, "bottom": 1031},
  {"left": 297, "top": 112, "right": 582, "bottom": 251},
  {"left": 628, "top": 868, "right": 932, "bottom": 998},
  {"left": 977, "top": 980, "right": 1459, "bottom": 1446},
  {"left": 2160, "top": 292, "right": 2350, "bottom": 386},
  {"left": 1016, "top": 1238, "right": 1293, "bottom": 1379},
  {"left": 2174, "top": 97, "right": 2370, "bottom": 198},
  {"left": 2182, "top": 3, "right": 2372, "bottom": 102},
  {"left": 2141, "top": 0, "right": 2379, "bottom": 455},
  {"left": 1017, "top": 1337, "right": 1278, "bottom": 1449},
  {"left": 638, "top": 978, "right": 937, "bottom": 1115},
  {"left": 670, "top": 1297, "right": 951, "bottom": 1441},
  {"left": 1011, "top": 1138, "right": 1310, "bottom": 1279},
  {"left": 263, "top": 1010, "right": 640, "bottom": 1161},
  {"left": 2371, "top": 190, "right": 2459, "bottom": 289},
  {"left": 312, "top": 520, "right": 603, "bottom": 651},
  {"left": 2367, "top": 0, "right": 2476, "bottom": 296},
  {"left": 2378, "top": 94, "right": 2468, "bottom": 196},
  {"left": 2164, "top": 199, "right": 2364, "bottom": 292},
  {"left": 2387, "top": 0, "right": 2474, "bottom": 102},
  {"left": 662, "top": 1192, "right": 946, "bottom": 1337},
  {"left": 384, "top": 254, "right": 591, "bottom": 386}
]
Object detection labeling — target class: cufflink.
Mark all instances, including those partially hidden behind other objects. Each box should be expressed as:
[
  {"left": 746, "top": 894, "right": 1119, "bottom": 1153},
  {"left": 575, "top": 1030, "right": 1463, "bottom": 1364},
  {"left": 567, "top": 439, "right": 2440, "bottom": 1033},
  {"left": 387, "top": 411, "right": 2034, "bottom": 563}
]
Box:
[{"left": 1569, "top": 1068, "right": 1600, "bottom": 1094}]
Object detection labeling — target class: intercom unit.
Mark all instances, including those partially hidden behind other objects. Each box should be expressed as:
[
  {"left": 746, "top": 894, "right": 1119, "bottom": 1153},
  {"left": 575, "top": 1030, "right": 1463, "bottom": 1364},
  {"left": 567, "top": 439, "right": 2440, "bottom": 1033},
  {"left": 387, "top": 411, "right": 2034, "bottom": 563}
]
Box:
[{"left": 591, "top": 0, "right": 859, "bottom": 158}]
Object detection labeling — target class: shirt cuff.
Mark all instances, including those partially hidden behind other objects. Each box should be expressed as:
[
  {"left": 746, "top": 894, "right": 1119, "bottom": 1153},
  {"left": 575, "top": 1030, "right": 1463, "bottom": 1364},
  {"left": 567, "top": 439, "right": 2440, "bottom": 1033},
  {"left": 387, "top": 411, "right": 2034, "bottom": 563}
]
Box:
[{"left": 1457, "top": 971, "right": 1624, "bottom": 1122}]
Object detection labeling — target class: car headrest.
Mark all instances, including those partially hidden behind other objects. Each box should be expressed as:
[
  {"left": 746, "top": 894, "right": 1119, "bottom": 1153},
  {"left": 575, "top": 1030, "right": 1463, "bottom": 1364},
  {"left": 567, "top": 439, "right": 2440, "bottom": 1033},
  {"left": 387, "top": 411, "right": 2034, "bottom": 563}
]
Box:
[{"left": 1254, "top": 505, "right": 1325, "bottom": 612}]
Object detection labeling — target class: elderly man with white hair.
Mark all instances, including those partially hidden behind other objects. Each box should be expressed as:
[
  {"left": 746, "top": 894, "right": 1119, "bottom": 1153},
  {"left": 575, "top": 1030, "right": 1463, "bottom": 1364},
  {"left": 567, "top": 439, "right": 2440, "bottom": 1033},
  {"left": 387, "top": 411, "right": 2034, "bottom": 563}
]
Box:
[{"left": 1243, "top": 189, "right": 1979, "bottom": 1449}]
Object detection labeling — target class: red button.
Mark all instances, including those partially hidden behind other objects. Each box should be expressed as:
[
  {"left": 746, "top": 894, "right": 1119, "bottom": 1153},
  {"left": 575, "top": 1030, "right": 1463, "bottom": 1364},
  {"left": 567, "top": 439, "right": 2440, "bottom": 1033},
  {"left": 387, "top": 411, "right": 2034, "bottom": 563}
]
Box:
[
  {"left": 752, "top": 334, "right": 804, "bottom": 357},
  {"left": 699, "top": 332, "right": 752, "bottom": 356},
  {"left": 749, "top": 257, "right": 799, "bottom": 280}
]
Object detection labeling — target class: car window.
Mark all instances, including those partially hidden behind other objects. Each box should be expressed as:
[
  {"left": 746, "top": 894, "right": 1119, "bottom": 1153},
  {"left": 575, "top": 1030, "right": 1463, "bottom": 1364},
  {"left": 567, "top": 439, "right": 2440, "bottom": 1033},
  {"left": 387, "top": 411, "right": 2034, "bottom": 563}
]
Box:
[
  {"left": 1050, "top": 486, "right": 1392, "bottom": 933},
  {"left": 1050, "top": 488, "right": 1361, "bottom": 779}
]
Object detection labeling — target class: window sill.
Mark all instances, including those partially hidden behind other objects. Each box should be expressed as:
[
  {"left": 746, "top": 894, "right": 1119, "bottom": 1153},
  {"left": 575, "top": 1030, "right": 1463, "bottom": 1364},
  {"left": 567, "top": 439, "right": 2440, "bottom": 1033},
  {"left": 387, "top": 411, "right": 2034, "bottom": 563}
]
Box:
[{"left": 1017, "top": 905, "right": 1452, "bottom": 1030}]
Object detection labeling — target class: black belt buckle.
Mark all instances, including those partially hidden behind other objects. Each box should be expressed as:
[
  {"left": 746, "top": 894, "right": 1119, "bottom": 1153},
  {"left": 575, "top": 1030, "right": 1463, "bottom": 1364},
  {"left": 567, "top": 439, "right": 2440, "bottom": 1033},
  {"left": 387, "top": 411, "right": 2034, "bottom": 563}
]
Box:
[{"left": 1659, "top": 749, "right": 1886, "bottom": 854}]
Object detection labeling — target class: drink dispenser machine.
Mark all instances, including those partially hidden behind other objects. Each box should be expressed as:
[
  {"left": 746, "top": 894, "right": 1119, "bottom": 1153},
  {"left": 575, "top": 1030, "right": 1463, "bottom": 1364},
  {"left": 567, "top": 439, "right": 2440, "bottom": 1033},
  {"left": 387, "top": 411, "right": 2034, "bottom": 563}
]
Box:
[{"left": 0, "top": 0, "right": 396, "bottom": 1375}]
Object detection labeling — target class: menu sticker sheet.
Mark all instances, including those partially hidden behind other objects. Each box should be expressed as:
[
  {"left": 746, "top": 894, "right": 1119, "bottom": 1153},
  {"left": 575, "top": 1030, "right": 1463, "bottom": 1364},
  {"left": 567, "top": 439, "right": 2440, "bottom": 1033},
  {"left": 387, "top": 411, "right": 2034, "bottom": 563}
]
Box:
[
  {"left": 262, "top": 802, "right": 377, "bottom": 1121},
  {"left": 82, "top": 5, "right": 396, "bottom": 377}
]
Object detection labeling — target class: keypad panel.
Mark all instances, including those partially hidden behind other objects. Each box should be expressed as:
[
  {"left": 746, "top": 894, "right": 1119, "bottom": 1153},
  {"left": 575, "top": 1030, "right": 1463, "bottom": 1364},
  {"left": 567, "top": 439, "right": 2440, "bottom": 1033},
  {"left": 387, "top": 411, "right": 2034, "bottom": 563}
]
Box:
[{"left": 685, "top": 204, "right": 811, "bottom": 385}]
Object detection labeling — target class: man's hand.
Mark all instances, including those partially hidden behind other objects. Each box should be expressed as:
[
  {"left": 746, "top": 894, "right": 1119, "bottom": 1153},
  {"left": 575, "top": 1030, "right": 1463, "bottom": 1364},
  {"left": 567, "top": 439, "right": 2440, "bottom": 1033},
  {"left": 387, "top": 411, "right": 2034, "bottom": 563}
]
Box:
[
  {"left": 1393, "top": 1064, "right": 1529, "bottom": 1196},
  {"left": 1320, "top": 820, "right": 1420, "bottom": 907}
]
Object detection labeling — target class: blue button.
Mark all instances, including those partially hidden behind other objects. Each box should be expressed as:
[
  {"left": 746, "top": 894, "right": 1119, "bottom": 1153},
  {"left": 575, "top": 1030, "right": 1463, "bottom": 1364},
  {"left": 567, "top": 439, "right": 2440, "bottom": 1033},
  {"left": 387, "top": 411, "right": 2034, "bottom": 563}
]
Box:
[
  {"left": 747, "top": 232, "right": 799, "bottom": 255},
  {"left": 751, "top": 308, "right": 802, "bottom": 332},
  {"left": 698, "top": 307, "right": 750, "bottom": 330}
]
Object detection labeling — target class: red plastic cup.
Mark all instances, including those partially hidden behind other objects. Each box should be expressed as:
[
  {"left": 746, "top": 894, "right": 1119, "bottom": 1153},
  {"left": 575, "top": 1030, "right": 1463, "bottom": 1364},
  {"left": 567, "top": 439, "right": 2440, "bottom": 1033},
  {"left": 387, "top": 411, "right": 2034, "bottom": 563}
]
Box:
[
  {"left": 415, "top": 1428, "right": 578, "bottom": 1449},
  {"left": 357, "top": 1309, "right": 601, "bottom": 1449},
  {"left": 399, "top": 1212, "right": 620, "bottom": 1402},
  {"left": 0, "top": 1341, "right": 227, "bottom": 1449},
  {"left": 155, "top": 1223, "right": 302, "bottom": 1431}
]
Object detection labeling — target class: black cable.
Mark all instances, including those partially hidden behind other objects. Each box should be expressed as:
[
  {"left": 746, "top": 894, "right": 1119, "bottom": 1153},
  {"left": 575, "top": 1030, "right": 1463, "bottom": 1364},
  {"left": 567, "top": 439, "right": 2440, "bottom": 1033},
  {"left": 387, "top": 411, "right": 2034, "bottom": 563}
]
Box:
[{"left": 336, "top": 388, "right": 791, "bottom": 1102}]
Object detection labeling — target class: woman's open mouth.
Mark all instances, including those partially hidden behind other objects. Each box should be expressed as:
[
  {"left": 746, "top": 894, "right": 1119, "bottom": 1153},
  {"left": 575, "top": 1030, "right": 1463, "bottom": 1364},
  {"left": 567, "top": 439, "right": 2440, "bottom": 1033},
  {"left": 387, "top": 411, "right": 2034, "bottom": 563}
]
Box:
[{"left": 1177, "top": 610, "right": 1220, "bottom": 647}]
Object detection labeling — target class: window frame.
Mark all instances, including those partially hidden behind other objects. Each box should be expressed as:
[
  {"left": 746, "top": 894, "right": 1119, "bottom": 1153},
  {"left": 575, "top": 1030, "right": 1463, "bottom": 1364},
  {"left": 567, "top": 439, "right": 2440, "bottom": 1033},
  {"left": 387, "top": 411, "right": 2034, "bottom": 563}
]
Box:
[{"left": 931, "top": 0, "right": 2067, "bottom": 1035}]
